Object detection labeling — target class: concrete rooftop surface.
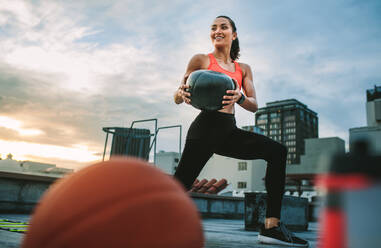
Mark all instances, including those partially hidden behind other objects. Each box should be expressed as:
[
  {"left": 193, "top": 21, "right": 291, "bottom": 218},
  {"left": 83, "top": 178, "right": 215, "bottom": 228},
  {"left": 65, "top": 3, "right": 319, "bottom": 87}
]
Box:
[
  {"left": 203, "top": 219, "right": 317, "bottom": 248},
  {"left": 0, "top": 214, "right": 318, "bottom": 248}
]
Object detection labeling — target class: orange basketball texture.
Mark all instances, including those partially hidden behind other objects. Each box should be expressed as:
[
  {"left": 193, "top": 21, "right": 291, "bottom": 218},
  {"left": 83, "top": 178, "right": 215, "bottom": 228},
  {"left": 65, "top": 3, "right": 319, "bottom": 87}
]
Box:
[{"left": 22, "top": 158, "right": 204, "bottom": 248}]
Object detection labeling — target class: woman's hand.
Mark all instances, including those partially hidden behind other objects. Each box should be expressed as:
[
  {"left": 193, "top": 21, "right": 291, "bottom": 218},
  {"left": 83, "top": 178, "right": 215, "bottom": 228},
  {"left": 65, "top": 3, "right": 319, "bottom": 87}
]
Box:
[
  {"left": 222, "top": 79, "right": 241, "bottom": 107},
  {"left": 178, "top": 84, "right": 192, "bottom": 105}
]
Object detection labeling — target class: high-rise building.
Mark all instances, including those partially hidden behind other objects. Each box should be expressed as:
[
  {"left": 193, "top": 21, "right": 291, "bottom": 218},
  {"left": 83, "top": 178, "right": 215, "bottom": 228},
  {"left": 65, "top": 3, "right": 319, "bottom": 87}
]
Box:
[
  {"left": 350, "top": 85, "right": 381, "bottom": 154},
  {"left": 366, "top": 85, "right": 381, "bottom": 127},
  {"left": 255, "top": 99, "right": 318, "bottom": 164},
  {"left": 241, "top": 125, "right": 264, "bottom": 134}
]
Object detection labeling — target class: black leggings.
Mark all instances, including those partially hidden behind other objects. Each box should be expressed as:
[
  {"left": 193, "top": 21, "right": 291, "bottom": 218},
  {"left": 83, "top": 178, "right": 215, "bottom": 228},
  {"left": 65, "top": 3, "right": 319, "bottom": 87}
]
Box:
[{"left": 174, "top": 110, "right": 287, "bottom": 218}]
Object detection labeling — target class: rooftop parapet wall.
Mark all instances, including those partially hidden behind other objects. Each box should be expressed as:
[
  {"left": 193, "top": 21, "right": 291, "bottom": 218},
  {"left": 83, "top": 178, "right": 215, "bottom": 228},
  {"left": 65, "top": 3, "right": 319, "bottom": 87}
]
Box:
[
  {"left": 190, "top": 192, "right": 244, "bottom": 219},
  {"left": 1, "top": 172, "right": 309, "bottom": 232},
  {"left": 190, "top": 192, "right": 309, "bottom": 231},
  {"left": 245, "top": 192, "right": 309, "bottom": 231},
  {"left": 0, "top": 171, "right": 60, "bottom": 213}
]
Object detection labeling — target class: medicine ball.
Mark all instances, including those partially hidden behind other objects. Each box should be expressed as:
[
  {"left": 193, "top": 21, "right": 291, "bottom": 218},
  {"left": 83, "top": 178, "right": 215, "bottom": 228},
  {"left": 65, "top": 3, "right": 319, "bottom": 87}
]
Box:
[{"left": 186, "top": 70, "right": 235, "bottom": 111}]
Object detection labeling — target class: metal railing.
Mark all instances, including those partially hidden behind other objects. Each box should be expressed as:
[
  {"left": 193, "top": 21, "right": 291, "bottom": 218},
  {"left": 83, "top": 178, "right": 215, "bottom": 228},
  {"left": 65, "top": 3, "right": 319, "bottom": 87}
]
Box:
[{"left": 102, "top": 119, "right": 182, "bottom": 165}]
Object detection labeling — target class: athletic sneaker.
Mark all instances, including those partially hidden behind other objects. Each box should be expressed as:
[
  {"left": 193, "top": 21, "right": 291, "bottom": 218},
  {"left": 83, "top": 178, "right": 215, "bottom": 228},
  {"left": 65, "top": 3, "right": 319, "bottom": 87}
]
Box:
[{"left": 258, "top": 222, "right": 309, "bottom": 247}]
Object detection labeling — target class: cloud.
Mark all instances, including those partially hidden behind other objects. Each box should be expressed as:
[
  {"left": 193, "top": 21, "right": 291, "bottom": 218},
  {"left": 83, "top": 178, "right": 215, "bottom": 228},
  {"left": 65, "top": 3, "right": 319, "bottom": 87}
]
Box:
[
  {"left": 0, "top": 0, "right": 380, "bottom": 168},
  {"left": 0, "top": 0, "right": 196, "bottom": 167},
  {"left": 236, "top": 1, "right": 381, "bottom": 133}
]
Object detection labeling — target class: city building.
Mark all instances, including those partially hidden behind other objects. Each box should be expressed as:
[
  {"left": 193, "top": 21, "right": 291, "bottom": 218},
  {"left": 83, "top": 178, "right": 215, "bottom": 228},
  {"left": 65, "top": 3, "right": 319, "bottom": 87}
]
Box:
[
  {"left": 197, "top": 154, "right": 267, "bottom": 193},
  {"left": 349, "top": 85, "right": 381, "bottom": 154},
  {"left": 197, "top": 125, "right": 266, "bottom": 193},
  {"left": 366, "top": 85, "right": 381, "bottom": 127},
  {"left": 0, "top": 156, "right": 73, "bottom": 176},
  {"left": 285, "top": 137, "right": 345, "bottom": 196},
  {"left": 155, "top": 151, "right": 180, "bottom": 175},
  {"left": 255, "top": 99, "right": 318, "bottom": 164},
  {"left": 241, "top": 125, "right": 264, "bottom": 134},
  {"left": 154, "top": 149, "right": 266, "bottom": 194},
  {"left": 349, "top": 126, "right": 381, "bottom": 154}
]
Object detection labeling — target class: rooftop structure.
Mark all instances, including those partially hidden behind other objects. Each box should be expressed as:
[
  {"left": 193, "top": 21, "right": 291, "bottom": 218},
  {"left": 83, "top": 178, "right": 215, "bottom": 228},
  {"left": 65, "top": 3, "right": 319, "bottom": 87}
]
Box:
[
  {"left": 285, "top": 137, "right": 345, "bottom": 196},
  {"left": 366, "top": 85, "right": 381, "bottom": 127},
  {"left": 155, "top": 151, "right": 180, "bottom": 175},
  {"left": 189, "top": 178, "right": 228, "bottom": 194},
  {"left": 0, "top": 158, "right": 73, "bottom": 176},
  {"left": 351, "top": 84, "right": 381, "bottom": 154},
  {"left": 366, "top": 85, "right": 381, "bottom": 102}
]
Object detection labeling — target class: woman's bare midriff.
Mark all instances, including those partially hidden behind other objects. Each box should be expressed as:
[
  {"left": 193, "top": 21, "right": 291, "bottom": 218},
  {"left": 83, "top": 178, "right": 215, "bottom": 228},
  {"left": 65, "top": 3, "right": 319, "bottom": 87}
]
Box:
[{"left": 218, "top": 105, "right": 235, "bottom": 114}]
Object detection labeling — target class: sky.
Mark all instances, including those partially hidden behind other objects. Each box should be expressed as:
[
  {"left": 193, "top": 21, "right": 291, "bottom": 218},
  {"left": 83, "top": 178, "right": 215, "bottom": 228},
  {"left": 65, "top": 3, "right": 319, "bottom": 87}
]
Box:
[{"left": 0, "top": 0, "right": 380, "bottom": 170}]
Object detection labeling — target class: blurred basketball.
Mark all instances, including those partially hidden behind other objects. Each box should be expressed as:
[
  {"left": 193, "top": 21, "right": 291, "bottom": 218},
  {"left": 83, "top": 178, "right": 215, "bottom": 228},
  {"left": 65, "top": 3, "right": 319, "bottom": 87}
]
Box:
[
  {"left": 22, "top": 158, "right": 204, "bottom": 248},
  {"left": 186, "top": 69, "right": 235, "bottom": 111}
]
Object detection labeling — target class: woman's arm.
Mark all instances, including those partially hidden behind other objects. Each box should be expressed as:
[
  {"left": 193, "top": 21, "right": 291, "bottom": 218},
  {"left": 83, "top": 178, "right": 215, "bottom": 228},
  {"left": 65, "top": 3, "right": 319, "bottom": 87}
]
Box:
[
  {"left": 222, "top": 63, "right": 258, "bottom": 113},
  {"left": 238, "top": 63, "right": 258, "bottom": 113},
  {"left": 174, "top": 54, "right": 209, "bottom": 104}
]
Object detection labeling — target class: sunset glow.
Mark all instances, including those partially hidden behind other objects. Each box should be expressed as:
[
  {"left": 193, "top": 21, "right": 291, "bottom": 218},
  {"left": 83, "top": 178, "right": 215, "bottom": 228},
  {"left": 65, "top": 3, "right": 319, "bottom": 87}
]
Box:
[
  {"left": 0, "top": 116, "right": 44, "bottom": 136},
  {"left": 0, "top": 139, "right": 100, "bottom": 163}
]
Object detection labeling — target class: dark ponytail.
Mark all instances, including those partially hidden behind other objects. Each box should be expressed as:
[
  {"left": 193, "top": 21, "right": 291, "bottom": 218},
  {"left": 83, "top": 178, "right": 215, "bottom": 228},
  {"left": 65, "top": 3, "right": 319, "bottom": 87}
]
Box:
[{"left": 216, "top": 15, "right": 240, "bottom": 61}]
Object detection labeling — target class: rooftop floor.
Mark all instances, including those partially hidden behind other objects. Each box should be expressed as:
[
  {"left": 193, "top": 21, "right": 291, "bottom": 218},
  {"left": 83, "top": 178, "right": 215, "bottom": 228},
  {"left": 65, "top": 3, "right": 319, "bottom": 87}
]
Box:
[
  {"left": 203, "top": 218, "right": 317, "bottom": 248},
  {"left": 1, "top": 214, "right": 318, "bottom": 248}
]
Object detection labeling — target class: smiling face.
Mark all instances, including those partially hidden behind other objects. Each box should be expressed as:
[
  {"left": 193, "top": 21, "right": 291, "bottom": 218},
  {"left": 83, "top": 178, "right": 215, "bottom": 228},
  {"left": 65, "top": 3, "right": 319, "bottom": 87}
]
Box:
[{"left": 210, "top": 17, "right": 237, "bottom": 49}]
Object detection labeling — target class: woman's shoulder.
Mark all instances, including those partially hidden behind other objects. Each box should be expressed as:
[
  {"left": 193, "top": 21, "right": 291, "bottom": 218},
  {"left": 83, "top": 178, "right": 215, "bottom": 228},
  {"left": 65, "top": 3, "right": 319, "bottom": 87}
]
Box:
[
  {"left": 190, "top": 53, "right": 210, "bottom": 63},
  {"left": 237, "top": 62, "right": 253, "bottom": 76},
  {"left": 237, "top": 62, "right": 251, "bottom": 70},
  {"left": 188, "top": 53, "right": 210, "bottom": 69}
]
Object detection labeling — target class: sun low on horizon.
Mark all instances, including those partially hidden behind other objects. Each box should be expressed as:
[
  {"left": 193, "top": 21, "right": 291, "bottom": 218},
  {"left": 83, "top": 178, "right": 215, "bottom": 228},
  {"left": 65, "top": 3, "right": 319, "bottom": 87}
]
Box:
[{"left": 0, "top": 115, "right": 101, "bottom": 170}]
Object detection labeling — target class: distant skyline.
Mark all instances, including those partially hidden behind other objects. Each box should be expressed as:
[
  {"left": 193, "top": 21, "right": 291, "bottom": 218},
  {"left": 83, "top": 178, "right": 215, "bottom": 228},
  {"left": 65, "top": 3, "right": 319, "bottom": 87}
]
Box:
[{"left": 0, "top": 0, "right": 380, "bottom": 169}]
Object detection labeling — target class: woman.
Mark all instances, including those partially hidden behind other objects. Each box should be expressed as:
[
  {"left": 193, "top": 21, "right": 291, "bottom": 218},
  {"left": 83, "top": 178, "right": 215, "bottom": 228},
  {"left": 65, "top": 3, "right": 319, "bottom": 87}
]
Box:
[{"left": 173, "top": 16, "right": 308, "bottom": 247}]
